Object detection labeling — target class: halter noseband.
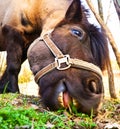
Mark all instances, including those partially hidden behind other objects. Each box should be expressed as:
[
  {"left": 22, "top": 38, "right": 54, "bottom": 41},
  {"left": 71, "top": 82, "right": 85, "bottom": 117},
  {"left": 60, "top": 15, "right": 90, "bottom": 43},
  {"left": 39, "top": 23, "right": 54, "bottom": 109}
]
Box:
[{"left": 28, "top": 33, "right": 103, "bottom": 83}]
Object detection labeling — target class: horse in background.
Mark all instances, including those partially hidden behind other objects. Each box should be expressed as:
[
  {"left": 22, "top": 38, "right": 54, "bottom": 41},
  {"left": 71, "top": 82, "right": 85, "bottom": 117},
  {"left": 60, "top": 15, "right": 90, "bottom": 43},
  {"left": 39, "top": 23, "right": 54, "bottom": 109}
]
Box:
[{"left": 0, "top": 0, "right": 72, "bottom": 92}]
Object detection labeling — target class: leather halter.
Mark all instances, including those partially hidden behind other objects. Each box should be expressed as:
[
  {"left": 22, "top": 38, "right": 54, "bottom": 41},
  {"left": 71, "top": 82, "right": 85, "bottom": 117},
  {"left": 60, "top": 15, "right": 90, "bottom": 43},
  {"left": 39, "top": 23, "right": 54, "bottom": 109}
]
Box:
[{"left": 28, "top": 33, "right": 103, "bottom": 83}]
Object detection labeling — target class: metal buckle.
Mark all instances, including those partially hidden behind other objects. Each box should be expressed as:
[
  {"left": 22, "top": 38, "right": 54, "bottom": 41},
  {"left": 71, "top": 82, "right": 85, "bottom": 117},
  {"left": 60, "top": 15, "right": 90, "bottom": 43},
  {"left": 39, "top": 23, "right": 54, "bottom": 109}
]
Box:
[{"left": 55, "top": 55, "right": 71, "bottom": 70}]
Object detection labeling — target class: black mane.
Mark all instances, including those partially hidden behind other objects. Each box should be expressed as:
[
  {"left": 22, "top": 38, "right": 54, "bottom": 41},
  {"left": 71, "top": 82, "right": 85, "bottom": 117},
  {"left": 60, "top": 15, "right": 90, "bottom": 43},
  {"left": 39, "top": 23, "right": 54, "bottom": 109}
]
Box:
[{"left": 88, "top": 25, "right": 109, "bottom": 70}]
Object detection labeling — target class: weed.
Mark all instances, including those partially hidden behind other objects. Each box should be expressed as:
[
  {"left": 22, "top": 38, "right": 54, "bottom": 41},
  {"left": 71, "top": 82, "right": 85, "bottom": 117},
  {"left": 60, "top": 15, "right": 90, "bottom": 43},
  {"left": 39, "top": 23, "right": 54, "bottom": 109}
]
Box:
[
  {"left": 74, "top": 110, "right": 96, "bottom": 129},
  {"left": 0, "top": 94, "right": 119, "bottom": 129},
  {"left": 0, "top": 94, "right": 98, "bottom": 129}
]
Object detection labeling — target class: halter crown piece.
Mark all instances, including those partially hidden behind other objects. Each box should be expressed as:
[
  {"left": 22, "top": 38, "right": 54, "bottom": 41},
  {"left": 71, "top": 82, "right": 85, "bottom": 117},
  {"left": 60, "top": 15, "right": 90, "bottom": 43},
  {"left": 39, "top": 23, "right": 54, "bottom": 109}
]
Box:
[{"left": 28, "top": 32, "right": 103, "bottom": 83}]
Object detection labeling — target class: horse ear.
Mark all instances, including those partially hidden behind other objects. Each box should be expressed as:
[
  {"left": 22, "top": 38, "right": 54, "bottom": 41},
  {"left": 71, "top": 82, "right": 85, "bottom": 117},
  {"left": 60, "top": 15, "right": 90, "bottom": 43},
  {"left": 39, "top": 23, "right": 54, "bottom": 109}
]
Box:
[{"left": 65, "top": 0, "right": 82, "bottom": 22}]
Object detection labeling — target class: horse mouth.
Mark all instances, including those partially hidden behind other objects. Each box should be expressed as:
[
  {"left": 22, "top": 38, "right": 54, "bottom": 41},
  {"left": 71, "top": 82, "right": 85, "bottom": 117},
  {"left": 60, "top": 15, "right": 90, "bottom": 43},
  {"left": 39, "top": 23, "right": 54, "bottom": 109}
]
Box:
[
  {"left": 57, "top": 80, "right": 78, "bottom": 112},
  {"left": 40, "top": 74, "right": 103, "bottom": 114},
  {"left": 56, "top": 80, "right": 71, "bottom": 108},
  {"left": 57, "top": 77, "right": 103, "bottom": 113},
  {"left": 58, "top": 91, "right": 73, "bottom": 109}
]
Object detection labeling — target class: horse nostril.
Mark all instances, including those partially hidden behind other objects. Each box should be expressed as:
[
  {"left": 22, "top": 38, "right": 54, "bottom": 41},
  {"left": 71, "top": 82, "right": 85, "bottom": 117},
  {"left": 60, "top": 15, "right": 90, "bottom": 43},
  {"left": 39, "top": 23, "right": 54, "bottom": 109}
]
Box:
[
  {"left": 88, "top": 80, "right": 97, "bottom": 93},
  {"left": 82, "top": 76, "right": 102, "bottom": 94}
]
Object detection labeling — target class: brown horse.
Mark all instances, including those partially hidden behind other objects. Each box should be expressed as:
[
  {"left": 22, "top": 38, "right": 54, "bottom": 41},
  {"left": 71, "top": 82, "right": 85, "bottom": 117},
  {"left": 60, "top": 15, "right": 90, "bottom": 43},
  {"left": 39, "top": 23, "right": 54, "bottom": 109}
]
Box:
[
  {"left": 0, "top": 0, "right": 72, "bottom": 92},
  {"left": 27, "top": 0, "right": 109, "bottom": 114},
  {"left": 0, "top": 0, "right": 109, "bottom": 114}
]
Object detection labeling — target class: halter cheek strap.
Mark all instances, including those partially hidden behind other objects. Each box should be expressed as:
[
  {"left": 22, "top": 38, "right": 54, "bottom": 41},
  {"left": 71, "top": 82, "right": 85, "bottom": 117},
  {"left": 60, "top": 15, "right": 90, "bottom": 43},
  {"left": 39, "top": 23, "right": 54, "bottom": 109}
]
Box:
[{"left": 31, "top": 33, "right": 102, "bottom": 83}]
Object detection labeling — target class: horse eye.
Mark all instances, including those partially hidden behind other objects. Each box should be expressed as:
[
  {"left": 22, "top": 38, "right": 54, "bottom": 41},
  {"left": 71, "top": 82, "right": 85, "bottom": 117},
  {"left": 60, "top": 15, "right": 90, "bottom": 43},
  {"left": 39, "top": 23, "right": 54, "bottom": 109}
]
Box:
[{"left": 71, "top": 29, "right": 84, "bottom": 40}]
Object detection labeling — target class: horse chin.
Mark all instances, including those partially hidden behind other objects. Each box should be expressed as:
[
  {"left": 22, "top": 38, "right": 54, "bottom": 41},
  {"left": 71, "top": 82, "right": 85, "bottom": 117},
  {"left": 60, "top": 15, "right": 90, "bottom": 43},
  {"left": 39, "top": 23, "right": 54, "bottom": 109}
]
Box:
[
  {"left": 41, "top": 78, "right": 102, "bottom": 115},
  {"left": 58, "top": 93, "right": 103, "bottom": 115},
  {"left": 39, "top": 80, "right": 73, "bottom": 111},
  {"left": 57, "top": 92, "right": 103, "bottom": 115},
  {"left": 57, "top": 94, "right": 102, "bottom": 116}
]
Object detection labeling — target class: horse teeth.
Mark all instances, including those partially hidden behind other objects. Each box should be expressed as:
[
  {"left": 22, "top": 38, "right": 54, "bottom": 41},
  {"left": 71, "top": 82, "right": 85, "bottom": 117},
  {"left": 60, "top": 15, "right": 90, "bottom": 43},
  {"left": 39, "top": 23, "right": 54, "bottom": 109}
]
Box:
[
  {"left": 58, "top": 92, "right": 74, "bottom": 109},
  {"left": 58, "top": 92, "right": 63, "bottom": 105}
]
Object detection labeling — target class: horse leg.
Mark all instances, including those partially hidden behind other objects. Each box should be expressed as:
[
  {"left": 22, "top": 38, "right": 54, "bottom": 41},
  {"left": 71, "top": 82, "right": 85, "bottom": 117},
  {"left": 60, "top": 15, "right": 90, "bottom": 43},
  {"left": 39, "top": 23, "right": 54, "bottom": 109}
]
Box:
[{"left": 0, "top": 25, "right": 26, "bottom": 93}]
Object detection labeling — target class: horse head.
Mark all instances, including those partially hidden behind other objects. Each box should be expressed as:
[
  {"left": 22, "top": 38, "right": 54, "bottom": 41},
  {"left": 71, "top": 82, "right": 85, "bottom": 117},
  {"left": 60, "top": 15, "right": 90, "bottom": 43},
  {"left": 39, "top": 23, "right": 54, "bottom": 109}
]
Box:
[{"left": 28, "top": 0, "right": 109, "bottom": 115}]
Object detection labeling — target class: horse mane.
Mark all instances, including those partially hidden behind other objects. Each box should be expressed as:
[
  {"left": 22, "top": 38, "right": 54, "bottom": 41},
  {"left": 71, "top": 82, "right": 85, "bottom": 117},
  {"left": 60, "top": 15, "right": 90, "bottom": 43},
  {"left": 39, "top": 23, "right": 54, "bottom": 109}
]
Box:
[
  {"left": 88, "top": 25, "right": 109, "bottom": 71},
  {"left": 55, "top": 4, "right": 109, "bottom": 71}
]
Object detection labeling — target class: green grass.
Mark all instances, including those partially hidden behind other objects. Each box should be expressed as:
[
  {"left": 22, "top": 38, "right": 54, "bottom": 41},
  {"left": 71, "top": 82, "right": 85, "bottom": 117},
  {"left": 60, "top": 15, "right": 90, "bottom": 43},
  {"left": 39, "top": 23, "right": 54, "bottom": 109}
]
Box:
[
  {"left": 0, "top": 94, "right": 97, "bottom": 129},
  {"left": 0, "top": 106, "right": 96, "bottom": 129},
  {"left": 0, "top": 94, "right": 119, "bottom": 129}
]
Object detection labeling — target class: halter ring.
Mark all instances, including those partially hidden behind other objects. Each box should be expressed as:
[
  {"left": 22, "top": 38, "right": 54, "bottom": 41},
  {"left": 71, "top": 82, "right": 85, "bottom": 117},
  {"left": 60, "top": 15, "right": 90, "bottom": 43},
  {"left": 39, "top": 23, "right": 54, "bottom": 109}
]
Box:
[{"left": 55, "top": 54, "right": 71, "bottom": 70}]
